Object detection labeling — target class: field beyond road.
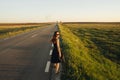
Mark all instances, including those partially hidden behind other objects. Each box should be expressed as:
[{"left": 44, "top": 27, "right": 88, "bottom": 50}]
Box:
[
  {"left": 0, "top": 23, "right": 52, "bottom": 39},
  {"left": 59, "top": 23, "right": 120, "bottom": 80}
]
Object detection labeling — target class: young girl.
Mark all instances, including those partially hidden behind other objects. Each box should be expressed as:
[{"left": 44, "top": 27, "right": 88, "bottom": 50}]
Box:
[{"left": 51, "top": 31, "right": 61, "bottom": 74}]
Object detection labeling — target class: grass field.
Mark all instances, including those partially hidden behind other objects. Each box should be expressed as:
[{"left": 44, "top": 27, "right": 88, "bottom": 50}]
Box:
[
  {"left": 59, "top": 23, "right": 120, "bottom": 80},
  {"left": 0, "top": 23, "right": 51, "bottom": 39}
]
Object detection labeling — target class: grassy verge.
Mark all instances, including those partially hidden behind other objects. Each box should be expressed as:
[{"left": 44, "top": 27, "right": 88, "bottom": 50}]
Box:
[
  {"left": 0, "top": 23, "right": 51, "bottom": 39},
  {"left": 59, "top": 23, "right": 120, "bottom": 80}
]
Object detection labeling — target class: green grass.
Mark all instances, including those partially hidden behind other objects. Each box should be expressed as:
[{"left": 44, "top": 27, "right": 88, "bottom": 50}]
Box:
[
  {"left": 59, "top": 23, "right": 120, "bottom": 80},
  {"left": 0, "top": 23, "right": 51, "bottom": 39}
]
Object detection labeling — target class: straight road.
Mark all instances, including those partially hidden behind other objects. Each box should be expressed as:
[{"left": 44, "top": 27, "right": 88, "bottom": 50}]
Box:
[{"left": 0, "top": 24, "right": 58, "bottom": 80}]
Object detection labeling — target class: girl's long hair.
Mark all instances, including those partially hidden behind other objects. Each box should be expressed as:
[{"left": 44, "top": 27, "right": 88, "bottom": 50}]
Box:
[{"left": 51, "top": 31, "right": 59, "bottom": 44}]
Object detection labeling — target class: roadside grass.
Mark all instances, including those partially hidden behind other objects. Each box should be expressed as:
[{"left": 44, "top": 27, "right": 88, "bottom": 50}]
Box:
[
  {"left": 0, "top": 23, "right": 51, "bottom": 39},
  {"left": 59, "top": 23, "right": 120, "bottom": 80},
  {"left": 64, "top": 23, "right": 120, "bottom": 64}
]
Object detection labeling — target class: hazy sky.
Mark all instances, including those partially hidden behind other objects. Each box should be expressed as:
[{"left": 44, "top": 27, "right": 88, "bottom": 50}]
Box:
[{"left": 0, "top": 0, "right": 120, "bottom": 22}]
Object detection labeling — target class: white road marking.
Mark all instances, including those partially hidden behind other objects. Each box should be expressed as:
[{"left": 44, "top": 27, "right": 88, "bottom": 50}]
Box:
[
  {"left": 52, "top": 43, "right": 54, "bottom": 47},
  {"left": 32, "top": 32, "right": 35, "bottom": 34},
  {"left": 44, "top": 35, "right": 54, "bottom": 72},
  {"left": 4, "top": 38, "right": 9, "bottom": 40},
  {"left": 45, "top": 61, "right": 51, "bottom": 72},
  {"left": 50, "top": 49, "right": 53, "bottom": 56},
  {"left": 31, "top": 34, "right": 37, "bottom": 38}
]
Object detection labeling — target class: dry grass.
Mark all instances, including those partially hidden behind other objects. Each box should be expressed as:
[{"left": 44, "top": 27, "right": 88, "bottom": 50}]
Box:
[{"left": 0, "top": 23, "right": 51, "bottom": 39}]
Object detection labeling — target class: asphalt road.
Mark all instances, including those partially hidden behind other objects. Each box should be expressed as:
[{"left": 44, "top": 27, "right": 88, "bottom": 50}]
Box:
[{"left": 0, "top": 24, "right": 58, "bottom": 80}]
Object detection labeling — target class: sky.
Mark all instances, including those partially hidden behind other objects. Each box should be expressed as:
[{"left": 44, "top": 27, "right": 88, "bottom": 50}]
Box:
[{"left": 0, "top": 0, "right": 120, "bottom": 23}]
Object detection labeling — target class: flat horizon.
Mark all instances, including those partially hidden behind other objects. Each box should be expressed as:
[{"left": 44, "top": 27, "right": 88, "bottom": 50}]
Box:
[{"left": 0, "top": 21, "right": 120, "bottom": 24}]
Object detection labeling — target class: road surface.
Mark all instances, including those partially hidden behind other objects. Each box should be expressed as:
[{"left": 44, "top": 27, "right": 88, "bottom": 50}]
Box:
[{"left": 0, "top": 24, "right": 58, "bottom": 80}]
